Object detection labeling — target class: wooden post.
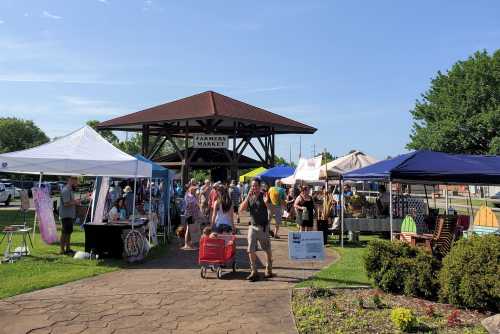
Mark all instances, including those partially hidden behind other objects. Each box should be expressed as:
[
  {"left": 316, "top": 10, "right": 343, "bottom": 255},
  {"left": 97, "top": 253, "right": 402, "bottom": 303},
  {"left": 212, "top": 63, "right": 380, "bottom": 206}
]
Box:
[
  {"left": 231, "top": 121, "right": 237, "bottom": 180},
  {"left": 142, "top": 124, "right": 150, "bottom": 156},
  {"left": 182, "top": 121, "right": 189, "bottom": 186},
  {"left": 270, "top": 130, "right": 275, "bottom": 167}
]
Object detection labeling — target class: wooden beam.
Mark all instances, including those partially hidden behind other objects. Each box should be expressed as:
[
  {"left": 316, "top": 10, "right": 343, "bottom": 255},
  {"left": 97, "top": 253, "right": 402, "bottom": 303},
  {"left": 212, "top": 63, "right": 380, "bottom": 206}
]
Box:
[
  {"left": 142, "top": 124, "right": 150, "bottom": 156},
  {"left": 246, "top": 139, "right": 265, "bottom": 164},
  {"left": 148, "top": 137, "right": 167, "bottom": 160}
]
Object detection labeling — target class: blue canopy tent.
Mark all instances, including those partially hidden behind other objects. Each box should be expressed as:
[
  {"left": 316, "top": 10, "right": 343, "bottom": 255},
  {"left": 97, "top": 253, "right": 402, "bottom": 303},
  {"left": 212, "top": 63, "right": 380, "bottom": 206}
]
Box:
[
  {"left": 258, "top": 165, "right": 295, "bottom": 185},
  {"left": 341, "top": 150, "right": 500, "bottom": 245},
  {"left": 344, "top": 150, "right": 500, "bottom": 185},
  {"left": 134, "top": 155, "right": 171, "bottom": 240}
]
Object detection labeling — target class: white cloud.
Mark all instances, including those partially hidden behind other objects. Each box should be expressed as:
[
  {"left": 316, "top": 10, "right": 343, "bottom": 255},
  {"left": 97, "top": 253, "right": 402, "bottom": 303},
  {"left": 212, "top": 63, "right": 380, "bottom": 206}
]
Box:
[
  {"left": 98, "top": 0, "right": 108, "bottom": 4},
  {"left": 0, "top": 72, "right": 130, "bottom": 85},
  {"left": 24, "top": 13, "right": 30, "bottom": 17},
  {"left": 0, "top": 20, "right": 4, "bottom": 24},
  {"left": 59, "top": 95, "right": 128, "bottom": 117},
  {"left": 42, "top": 11, "right": 62, "bottom": 20}
]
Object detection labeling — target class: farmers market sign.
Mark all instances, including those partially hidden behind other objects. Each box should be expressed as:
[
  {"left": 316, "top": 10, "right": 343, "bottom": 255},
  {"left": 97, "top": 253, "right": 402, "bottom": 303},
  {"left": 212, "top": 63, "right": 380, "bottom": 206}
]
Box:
[{"left": 193, "top": 134, "right": 228, "bottom": 149}]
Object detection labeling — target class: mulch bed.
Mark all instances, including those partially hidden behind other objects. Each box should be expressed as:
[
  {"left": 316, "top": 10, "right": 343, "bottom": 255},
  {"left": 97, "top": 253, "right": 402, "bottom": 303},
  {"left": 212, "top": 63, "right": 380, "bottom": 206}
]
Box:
[{"left": 292, "top": 288, "right": 490, "bottom": 334}]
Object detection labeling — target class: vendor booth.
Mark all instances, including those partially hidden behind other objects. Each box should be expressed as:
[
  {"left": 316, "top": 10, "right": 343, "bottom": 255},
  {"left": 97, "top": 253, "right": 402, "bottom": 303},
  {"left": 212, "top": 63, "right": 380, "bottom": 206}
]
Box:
[
  {"left": 239, "top": 167, "right": 267, "bottom": 183},
  {"left": 320, "top": 150, "right": 378, "bottom": 179},
  {"left": 342, "top": 150, "right": 500, "bottom": 250},
  {"left": 0, "top": 126, "right": 154, "bottom": 260},
  {"left": 258, "top": 165, "right": 294, "bottom": 185}
]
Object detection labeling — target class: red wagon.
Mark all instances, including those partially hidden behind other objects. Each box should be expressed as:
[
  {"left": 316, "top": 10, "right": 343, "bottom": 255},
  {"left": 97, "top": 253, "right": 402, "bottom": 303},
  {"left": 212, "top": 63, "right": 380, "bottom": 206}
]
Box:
[{"left": 198, "top": 234, "right": 237, "bottom": 279}]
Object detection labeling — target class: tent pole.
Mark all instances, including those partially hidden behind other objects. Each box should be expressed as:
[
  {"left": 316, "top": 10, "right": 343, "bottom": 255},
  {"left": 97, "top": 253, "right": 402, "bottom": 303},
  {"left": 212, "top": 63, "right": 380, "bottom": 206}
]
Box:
[
  {"left": 90, "top": 177, "right": 98, "bottom": 223},
  {"left": 424, "top": 185, "right": 430, "bottom": 211},
  {"left": 33, "top": 172, "right": 43, "bottom": 240},
  {"left": 149, "top": 178, "right": 152, "bottom": 244},
  {"left": 132, "top": 178, "right": 137, "bottom": 230},
  {"left": 467, "top": 186, "right": 474, "bottom": 220},
  {"left": 389, "top": 180, "right": 393, "bottom": 241},
  {"left": 445, "top": 186, "right": 449, "bottom": 214},
  {"left": 340, "top": 178, "right": 344, "bottom": 248}
]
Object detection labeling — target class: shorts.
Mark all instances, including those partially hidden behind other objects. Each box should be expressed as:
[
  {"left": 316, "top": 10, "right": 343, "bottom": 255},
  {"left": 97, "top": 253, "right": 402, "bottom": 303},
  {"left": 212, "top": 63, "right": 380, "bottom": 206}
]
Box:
[
  {"left": 61, "top": 218, "right": 74, "bottom": 234},
  {"left": 186, "top": 216, "right": 195, "bottom": 225},
  {"left": 233, "top": 205, "right": 239, "bottom": 213},
  {"left": 214, "top": 224, "right": 233, "bottom": 234},
  {"left": 269, "top": 206, "right": 283, "bottom": 225},
  {"left": 296, "top": 214, "right": 313, "bottom": 228},
  {"left": 247, "top": 225, "right": 271, "bottom": 253}
]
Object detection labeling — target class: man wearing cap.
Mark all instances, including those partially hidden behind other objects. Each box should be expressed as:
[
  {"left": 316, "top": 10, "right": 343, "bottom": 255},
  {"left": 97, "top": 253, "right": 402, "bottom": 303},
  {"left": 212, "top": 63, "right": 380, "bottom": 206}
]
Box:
[
  {"left": 59, "top": 176, "right": 80, "bottom": 255},
  {"left": 239, "top": 178, "right": 273, "bottom": 281}
]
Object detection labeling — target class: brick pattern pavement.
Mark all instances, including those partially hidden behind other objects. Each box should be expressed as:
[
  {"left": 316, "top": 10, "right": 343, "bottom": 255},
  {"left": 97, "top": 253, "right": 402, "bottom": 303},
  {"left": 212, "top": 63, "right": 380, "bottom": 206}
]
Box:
[{"left": 0, "top": 220, "right": 337, "bottom": 334}]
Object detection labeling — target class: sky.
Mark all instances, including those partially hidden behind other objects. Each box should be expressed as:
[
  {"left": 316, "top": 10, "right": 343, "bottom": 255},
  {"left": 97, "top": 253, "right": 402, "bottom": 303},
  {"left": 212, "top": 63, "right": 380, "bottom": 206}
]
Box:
[{"left": 0, "top": 0, "right": 499, "bottom": 162}]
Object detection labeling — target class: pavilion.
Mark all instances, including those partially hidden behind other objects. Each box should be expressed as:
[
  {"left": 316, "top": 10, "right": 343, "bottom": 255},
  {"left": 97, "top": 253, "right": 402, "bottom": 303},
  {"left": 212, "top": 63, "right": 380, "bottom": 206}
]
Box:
[{"left": 98, "top": 91, "right": 316, "bottom": 184}]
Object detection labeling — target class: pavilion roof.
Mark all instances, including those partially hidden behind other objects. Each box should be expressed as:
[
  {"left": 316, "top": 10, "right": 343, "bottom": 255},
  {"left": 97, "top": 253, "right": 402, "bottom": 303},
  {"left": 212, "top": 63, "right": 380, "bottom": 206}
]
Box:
[{"left": 98, "top": 91, "right": 316, "bottom": 135}]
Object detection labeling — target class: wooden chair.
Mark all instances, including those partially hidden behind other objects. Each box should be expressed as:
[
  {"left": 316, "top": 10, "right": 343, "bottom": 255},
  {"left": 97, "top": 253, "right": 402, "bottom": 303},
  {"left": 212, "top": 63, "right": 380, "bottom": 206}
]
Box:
[{"left": 431, "top": 215, "right": 458, "bottom": 258}]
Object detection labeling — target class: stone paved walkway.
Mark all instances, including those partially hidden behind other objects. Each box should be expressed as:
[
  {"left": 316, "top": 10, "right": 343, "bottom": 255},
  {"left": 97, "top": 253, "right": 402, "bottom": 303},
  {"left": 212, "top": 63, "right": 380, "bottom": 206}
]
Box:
[{"left": 0, "top": 221, "right": 336, "bottom": 334}]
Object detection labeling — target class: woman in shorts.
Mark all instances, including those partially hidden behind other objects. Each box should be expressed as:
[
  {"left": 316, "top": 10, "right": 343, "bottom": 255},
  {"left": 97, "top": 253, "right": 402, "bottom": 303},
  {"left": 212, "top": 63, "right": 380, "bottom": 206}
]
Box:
[{"left": 211, "top": 186, "right": 235, "bottom": 234}]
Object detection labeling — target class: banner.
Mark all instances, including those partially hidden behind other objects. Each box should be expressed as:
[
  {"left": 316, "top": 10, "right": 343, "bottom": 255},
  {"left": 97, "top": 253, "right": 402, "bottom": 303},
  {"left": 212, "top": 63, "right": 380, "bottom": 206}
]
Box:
[
  {"left": 32, "top": 187, "right": 58, "bottom": 244},
  {"left": 193, "top": 134, "right": 228, "bottom": 149},
  {"left": 288, "top": 231, "right": 325, "bottom": 261}
]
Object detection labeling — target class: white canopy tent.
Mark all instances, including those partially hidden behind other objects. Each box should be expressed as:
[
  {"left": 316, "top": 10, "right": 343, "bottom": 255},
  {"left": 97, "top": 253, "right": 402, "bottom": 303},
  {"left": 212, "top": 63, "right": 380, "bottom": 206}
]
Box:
[
  {"left": 281, "top": 156, "right": 323, "bottom": 185},
  {"left": 319, "top": 150, "right": 378, "bottom": 179},
  {"left": 0, "top": 126, "right": 151, "bottom": 177},
  {"left": 0, "top": 126, "right": 152, "bottom": 240}
]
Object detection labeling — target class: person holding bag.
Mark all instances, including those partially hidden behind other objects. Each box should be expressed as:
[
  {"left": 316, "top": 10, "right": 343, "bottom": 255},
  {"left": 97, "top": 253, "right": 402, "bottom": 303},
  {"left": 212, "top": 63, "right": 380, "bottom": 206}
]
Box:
[{"left": 294, "top": 185, "right": 314, "bottom": 232}]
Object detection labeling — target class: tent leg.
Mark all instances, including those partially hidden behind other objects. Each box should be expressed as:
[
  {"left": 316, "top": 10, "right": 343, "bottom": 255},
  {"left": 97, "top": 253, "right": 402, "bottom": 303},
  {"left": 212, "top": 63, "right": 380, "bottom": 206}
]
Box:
[
  {"left": 445, "top": 186, "right": 449, "bottom": 214},
  {"left": 340, "top": 178, "right": 344, "bottom": 248},
  {"left": 33, "top": 172, "right": 44, "bottom": 241},
  {"left": 149, "top": 178, "right": 152, "bottom": 244},
  {"left": 132, "top": 178, "right": 137, "bottom": 230},
  {"left": 389, "top": 181, "right": 393, "bottom": 241}
]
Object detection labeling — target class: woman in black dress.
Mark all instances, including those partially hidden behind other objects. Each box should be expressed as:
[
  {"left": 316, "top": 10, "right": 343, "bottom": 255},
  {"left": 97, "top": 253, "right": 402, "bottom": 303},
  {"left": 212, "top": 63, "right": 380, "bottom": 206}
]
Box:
[{"left": 294, "top": 186, "right": 314, "bottom": 232}]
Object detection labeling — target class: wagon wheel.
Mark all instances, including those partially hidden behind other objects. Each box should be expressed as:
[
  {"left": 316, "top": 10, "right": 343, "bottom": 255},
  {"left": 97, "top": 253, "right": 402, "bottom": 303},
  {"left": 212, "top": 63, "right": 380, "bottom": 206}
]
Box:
[
  {"left": 200, "top": 266, "right": 207, "bottom": 279},
  {"left": 216, "top": 267, "right": 223, "bottom": 279},
  {"left": 232, "top": 261, "right": 237, "bottom": 273}
]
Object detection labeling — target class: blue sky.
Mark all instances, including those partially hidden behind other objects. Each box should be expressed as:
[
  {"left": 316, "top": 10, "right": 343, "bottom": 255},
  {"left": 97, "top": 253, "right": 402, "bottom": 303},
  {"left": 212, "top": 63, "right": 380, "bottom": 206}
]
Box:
[{"left": 0, "top": 1, "right": 499, "bottom": 162}]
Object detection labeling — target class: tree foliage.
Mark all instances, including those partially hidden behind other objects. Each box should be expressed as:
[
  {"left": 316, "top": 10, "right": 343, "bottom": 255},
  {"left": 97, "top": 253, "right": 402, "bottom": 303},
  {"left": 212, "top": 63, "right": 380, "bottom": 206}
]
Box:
[
  {"left": 407, "top": 50, "right": 500, "bottom": 154},
  {"left": 86, "top": 120, "right": 119, "bottom": 145},
  {"left": 0, "top": 117, "right": 49, "bottom": 153}
]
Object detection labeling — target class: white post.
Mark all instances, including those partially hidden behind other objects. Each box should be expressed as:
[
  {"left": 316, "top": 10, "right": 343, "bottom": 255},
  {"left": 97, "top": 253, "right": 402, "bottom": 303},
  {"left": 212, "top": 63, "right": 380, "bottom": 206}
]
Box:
[
  {"left": 33, "top": 172, "right": 44, "bottom": 240},
  {"left": 445, "top": 186, "right": 449, "bottom": 214},
  {"left": 131, "top": 178, "right": 137, "bottom": 230},
  {"left": 340, "top": 178, "right": 344, "bottom": 248},
  {"left": 90, "top": 177, "right": 98, "bottom": 223},
  {"left": 389, "top": 180, "right": 393, "bottom": 241}
]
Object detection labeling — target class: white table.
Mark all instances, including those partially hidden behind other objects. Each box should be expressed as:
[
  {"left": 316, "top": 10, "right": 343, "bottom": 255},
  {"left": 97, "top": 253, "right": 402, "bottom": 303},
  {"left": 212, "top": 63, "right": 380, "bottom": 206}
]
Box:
[{"left": 344, "top": 218, "right": 403, "bottom": 233}]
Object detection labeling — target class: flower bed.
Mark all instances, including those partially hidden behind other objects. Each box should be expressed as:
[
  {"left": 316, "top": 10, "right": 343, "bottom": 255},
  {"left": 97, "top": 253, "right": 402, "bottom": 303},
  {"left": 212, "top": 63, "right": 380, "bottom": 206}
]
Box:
[{"left": 292, "top": 288, "right": 489, "bottom": 334}]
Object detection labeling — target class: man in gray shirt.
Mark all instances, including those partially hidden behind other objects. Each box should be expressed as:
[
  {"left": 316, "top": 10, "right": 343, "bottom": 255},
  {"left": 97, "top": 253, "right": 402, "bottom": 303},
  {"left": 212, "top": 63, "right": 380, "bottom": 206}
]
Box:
[
  {"left": 59, "top": 177, "right": 80, "bottom": 255},
  {"left": 239, "top": 178, "right": 273, "bottom": 282}
]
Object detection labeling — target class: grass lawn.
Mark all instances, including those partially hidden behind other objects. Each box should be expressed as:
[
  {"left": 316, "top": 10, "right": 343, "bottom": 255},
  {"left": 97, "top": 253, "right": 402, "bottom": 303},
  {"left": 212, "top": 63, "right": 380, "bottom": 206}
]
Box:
[
  {"left": 296, "top": 235, "right": 378, "bottom": 288},
  {"left": 0, "top": 210, "right": 166, "bottom": 299}
]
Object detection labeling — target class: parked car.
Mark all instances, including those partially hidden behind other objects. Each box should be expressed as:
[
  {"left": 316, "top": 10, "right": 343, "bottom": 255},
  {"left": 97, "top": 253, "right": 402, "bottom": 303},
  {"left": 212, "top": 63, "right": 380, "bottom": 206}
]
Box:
[
  {"left": 491, "top": 192, "right": 500, "bottom": 208},
  {"left": 0, "top": 182, "right": 16, "bottom": 206}
]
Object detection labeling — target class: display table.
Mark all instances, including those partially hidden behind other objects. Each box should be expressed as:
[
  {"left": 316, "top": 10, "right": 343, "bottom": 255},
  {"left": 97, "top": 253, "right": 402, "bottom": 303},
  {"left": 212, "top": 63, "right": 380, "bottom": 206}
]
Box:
[
  {"left": 0, "top": 225, "right": 33, "bottom": 261},
  {"left": 344, "top": 218, "right": 403, "bottom": 233},
  {"left": 84, "top": 220, "right": 148, "bottom": 259}
]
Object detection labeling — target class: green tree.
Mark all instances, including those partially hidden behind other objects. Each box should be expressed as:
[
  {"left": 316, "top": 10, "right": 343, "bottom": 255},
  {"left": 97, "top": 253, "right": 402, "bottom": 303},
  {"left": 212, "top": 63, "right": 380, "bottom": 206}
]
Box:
[
  {"left": 86, "top": 120, "right": 119, "bottom": 144},
  {"left": 274, "top": 156, "right": 296, "bottom": 167},
  {"left": 322, "top": 151, "right": 335, "bottom": 163},
  {"left": 117, "top": 133, "right": 143, "bottom": 155},
  {"left": 407, "top": 50, "right": 500, "bottom": 154},
  {"left": 0, "top": 118, "right": 49, "bottom": 153}
]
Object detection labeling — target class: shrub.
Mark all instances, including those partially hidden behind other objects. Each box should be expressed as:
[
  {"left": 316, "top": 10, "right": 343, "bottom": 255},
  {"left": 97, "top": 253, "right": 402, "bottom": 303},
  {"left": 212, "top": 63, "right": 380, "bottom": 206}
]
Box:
[
  {"left": 364, "top": 239, "right": 440, "bottom": 299},
  {"left": 446, "top": 309, "right": 461, "bottom": 327},
  {"left": 391, "top": 307, "right": 417, "bottom": 332},
  {"left": 439, "top": 235, "right": 500, "bottom": 312}
]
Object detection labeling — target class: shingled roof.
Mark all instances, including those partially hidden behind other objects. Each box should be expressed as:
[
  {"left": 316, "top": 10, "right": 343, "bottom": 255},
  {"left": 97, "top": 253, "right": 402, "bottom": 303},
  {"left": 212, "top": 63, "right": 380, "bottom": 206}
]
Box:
[{"left": 98, "top": 91, "right": 316, "bottom": 134}]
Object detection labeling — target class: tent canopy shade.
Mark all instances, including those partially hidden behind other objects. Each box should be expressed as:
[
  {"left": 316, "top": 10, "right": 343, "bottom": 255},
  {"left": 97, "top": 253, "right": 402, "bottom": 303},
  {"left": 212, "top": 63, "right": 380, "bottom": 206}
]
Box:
[
  {"left": 239, "top": 167, "right": 267, "bottom": 183},
  {"left": 258, "top": 166, "right": 295, "bottom": 185},
  {"left": 0, "top": 126, "right": 152, "bottom": 178},
  {"left": 343, "top": 150, "right": 500, "bottom": 185},
  {"left": 134, "top": 154, "right": 169, "bottom": 178},
  {"left": 320, "top": 150, "right": 378, "bottom": 178}
]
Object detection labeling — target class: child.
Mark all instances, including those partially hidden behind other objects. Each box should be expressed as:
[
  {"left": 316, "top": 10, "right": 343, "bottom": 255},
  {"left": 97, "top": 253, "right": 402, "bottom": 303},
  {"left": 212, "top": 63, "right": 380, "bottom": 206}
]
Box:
[{"left": 202, "top": 226, "right": 218, "bottom": 239}]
